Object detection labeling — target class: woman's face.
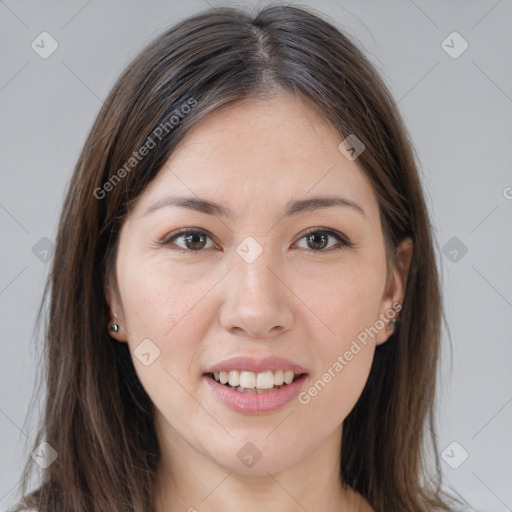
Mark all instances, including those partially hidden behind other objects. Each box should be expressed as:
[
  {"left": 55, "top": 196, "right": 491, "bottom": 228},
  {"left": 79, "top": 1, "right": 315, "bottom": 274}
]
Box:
[{"left": 107, "top": 92, "right": 411, "bottom": 476}]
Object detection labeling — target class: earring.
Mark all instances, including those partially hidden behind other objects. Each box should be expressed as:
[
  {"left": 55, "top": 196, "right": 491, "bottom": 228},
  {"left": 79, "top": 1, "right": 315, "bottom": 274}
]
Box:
[
  {"left": 387, "top": 318, "right": 398, "bottom": 332},
  {"left": 110, "top": 323, "right": 119, "bottom": 333}
]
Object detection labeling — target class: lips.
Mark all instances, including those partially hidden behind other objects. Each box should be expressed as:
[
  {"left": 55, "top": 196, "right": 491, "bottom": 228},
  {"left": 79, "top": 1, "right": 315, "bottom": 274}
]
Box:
[
  {"left": 203, "top": 355, "right": 308, "bottom": 375},
  {"left": 202, "top": 355, "right": 308, "bottom": 413}
]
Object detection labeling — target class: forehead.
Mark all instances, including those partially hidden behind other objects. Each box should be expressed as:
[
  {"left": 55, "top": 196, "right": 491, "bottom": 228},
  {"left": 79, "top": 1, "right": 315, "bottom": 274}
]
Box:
[{"left": 133, "top": 92, "right": 379, "bottom": 222}]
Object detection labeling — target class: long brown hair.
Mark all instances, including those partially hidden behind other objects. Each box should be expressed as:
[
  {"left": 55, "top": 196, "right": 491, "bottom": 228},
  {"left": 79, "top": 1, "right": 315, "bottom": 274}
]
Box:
[{"left": 12, "top": 5, "right": 462, "bottom": 512}]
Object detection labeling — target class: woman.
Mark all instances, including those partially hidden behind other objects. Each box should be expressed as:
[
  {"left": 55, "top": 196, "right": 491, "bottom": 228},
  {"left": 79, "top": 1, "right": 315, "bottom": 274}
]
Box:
[{"left": 10, "top": 5, "right": 463, "bottom": 512}]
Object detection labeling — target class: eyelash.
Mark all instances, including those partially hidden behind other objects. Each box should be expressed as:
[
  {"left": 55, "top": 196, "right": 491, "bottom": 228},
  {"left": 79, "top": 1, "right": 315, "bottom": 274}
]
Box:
[{"left": 158, "top": 227, "right": 353, "bottom": 255}]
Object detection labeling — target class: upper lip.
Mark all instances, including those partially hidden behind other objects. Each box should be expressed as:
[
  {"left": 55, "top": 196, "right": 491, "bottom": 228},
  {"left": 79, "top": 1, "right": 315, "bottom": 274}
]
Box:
[{"left": 203, "top": 355, "right": 308, "bottom": 375}]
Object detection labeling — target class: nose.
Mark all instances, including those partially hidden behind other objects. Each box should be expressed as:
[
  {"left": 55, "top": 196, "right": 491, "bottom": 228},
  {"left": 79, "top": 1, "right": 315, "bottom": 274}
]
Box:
[{"left": 219, "top": 246, "right": 295, "bottom": 339}]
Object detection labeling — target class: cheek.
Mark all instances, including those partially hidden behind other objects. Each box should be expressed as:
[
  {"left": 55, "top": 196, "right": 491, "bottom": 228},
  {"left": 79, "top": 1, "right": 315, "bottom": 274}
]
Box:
[
  {"left": 118, "top": 254, "right": 219, "bottom": 378},
  {"left": 301, "top": 345, "right": 375, "bottom": 427},
  {"left": 297, "top": 253, "right": 386, "bottom": 342},
  {"left": 117, "top": 256, "right": 213, "bottom": 423},
  {"left": 120, "top": 250, "right": 212, "bottom": 331},
  {"left": 299, "top": 318, "right": 376, "bottom": 424},
  {"left": 294, "top": 260, "right": 384, "bottom": 417}
]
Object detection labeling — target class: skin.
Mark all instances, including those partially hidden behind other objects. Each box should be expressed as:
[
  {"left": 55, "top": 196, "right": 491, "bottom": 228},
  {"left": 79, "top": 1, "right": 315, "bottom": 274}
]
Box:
[{"left": 106, "top": 91, "right": 413, "bottom": 512}]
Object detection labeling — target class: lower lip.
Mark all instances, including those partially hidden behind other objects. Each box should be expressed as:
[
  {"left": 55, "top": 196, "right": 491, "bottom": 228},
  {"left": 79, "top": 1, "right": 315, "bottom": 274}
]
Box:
[{"left": 203, "top": 374, "right": 308, "bottom": 414}]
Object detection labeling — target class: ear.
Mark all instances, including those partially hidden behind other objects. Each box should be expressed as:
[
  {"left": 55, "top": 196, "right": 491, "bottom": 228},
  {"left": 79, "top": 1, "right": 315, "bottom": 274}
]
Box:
[
  {"left": 375, "top": 237, "right": 413, "bottom": 345},
  {"left": 105, "top": 284, "right": 128, "bottom": 343}
]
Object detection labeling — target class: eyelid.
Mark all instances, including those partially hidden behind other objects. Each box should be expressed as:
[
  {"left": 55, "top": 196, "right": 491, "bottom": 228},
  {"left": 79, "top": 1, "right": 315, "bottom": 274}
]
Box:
[
  {"left": 294, "top": 227, "right": 354, "bottom": 252},
  {"left": 159, "top": 227, "right": 218, "bottom": 249},
  {"left": 298, "top": 227, "right": 352, "bottom": 245},
  {"left": 159, "top": 227, "right": 353, "bottom": 253}
]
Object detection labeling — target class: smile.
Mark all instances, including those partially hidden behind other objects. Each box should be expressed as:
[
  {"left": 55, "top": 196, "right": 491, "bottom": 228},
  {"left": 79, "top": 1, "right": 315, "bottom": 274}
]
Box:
[
  {"left": 204, "top": 371, "right": 308, "bottom": 414},
  {"left": 207, "top": 369, "right": 303, "bottom": 392}
]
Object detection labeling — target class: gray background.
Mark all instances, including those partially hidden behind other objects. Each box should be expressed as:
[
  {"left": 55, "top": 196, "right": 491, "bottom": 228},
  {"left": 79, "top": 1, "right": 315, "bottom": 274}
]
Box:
[{"left": 1, "top": 0, "right": 511, "bottom": 511}]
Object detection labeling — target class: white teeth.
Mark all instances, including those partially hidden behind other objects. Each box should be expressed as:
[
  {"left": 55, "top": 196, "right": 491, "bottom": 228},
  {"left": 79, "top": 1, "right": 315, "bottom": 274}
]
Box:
[
  {"left": 211, "top": 369, "right": 302, "bottom": 390},
  {"left": 256, "top": 370, "right": 274, "bottom": 389},
  {"left": 239, "top": 371, "right": 256, "bottom": 389},
  {"left": 283, "top": 370, "right": 294, "bottom": 385},
  {"left": 228, "top": 370, "right": 239, "bottom": 387},
  {"left": 274, "top": 370, "right": 284, "bottom": 386}
]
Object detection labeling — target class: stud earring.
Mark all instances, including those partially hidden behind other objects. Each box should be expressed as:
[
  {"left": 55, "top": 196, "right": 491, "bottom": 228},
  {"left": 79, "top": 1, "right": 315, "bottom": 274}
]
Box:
[
  {"left": 110, "top": 323, "right": 119, "bottom": 333},
  {"left": 387, "top": 318, "right": 398, "bottom": 331}
]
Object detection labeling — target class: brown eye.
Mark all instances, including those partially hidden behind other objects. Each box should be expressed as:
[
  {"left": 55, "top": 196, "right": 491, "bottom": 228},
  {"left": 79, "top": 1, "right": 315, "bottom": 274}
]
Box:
[
  {"left": 161, "top": 229, "right": 216, "bottom": 252},
  {"left": 181, "top": 232, "right": 207, "bottom": 250},
  {"left": 306, "top": 231, "right": 329, "bottom": 250},
  {"left": 160, "top": 227, "right": 352, "bottom": 255},
  {"left": 295, "top": 228, "right": 352, "bottom": 252}
]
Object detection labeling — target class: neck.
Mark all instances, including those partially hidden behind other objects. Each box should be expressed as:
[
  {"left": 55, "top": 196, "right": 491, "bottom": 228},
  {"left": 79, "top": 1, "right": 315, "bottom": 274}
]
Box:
[{"left": 153, "top": 418, "right": 368, "bottom": 512}]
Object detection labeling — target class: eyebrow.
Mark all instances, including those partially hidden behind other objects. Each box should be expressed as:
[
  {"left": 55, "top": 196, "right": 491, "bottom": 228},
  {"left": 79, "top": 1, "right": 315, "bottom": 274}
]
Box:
[{"left": 142, "top": 194, "right": 366, "bottom": 219}]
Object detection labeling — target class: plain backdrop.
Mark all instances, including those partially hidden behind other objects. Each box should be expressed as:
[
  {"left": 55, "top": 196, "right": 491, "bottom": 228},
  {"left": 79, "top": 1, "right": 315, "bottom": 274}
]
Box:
[{"left": 1, "top": 1, "right": 511, "bottom": 511}]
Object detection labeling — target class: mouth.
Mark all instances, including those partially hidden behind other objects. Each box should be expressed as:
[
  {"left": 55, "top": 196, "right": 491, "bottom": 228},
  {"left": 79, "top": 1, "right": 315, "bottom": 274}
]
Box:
[
  {"left": 204, "top": 370, "right": 307, "bottom": 394},
  {"left": 202, "top": 356, "right": 309, "bottom": 413}
]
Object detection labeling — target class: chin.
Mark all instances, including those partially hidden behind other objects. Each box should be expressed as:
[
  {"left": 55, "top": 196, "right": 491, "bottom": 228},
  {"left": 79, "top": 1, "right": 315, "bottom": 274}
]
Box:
[{"left": 205, "top": 434, "right": 306, "bottom": 477}]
